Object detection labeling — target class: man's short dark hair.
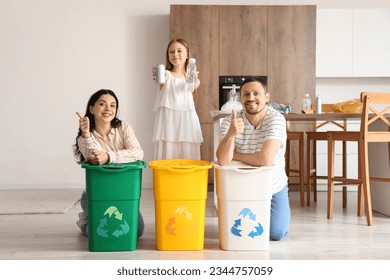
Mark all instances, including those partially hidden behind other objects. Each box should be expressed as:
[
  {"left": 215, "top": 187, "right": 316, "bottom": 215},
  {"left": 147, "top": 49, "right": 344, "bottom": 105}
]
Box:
[{"left": 241, "top": 77, "right": 268, "bottom": 93}]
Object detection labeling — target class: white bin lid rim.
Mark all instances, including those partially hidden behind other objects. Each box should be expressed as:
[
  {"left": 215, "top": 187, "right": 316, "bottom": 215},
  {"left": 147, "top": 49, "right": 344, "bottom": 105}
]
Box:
[{"left": 212, "top": 161, "right": 274, "bottom": 171}]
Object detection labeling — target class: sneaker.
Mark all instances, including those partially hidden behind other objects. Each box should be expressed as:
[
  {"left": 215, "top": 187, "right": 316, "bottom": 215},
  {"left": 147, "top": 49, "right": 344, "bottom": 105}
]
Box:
[{"left": 76, "top": 212, "right": 88, "bottom": 237}]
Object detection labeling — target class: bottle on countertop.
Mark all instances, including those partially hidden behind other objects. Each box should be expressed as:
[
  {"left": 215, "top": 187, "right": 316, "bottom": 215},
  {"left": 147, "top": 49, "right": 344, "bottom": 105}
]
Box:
[
  {"left": 303, "top": 93, "right": 312, "bottom": 110},
  {"left": 315, "top": 95, "right": 322, "bottom": 114},
  {"left": 185, "top": 58, "right": 197, "bottom": 93}
]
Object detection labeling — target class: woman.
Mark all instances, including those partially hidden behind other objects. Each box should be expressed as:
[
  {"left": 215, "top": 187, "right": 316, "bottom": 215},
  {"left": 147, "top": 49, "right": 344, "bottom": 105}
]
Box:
[{"left": 73, "top": 89, "right": 144, "bottom": 237}]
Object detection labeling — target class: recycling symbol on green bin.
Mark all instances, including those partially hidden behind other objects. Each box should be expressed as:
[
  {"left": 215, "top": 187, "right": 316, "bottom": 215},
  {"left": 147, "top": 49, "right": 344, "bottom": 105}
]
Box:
[
  {"left": 97, "top": 206, "right": 130, "bottom": 238},
  {"left": 231, "top": 208, "right": 264, "bottom": 239}
]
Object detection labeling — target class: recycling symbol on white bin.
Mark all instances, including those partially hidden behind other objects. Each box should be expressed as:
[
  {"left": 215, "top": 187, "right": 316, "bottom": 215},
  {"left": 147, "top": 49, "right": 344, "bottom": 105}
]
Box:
[
  {"left": 231, "top": 208, "right": 264, "bottom": 238},
  {"left": 97, "top": 206, "right": 130, "bottom": 238}
]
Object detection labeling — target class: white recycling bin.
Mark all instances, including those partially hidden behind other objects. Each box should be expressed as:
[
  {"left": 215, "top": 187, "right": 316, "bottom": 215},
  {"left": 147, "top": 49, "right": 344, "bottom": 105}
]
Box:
[{"left": 213, "top": 162, "right": 274, "bottom": 250}]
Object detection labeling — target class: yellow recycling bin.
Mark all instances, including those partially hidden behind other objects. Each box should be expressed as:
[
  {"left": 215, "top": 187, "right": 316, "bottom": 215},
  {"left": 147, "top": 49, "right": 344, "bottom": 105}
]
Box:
[{"left": 149, "top": 159, "right": 212, "bottom": 251}]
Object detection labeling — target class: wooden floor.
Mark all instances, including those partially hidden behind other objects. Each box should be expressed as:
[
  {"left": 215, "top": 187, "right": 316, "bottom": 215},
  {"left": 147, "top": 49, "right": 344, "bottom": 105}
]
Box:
[{"left": 1, "top": 188, "right": 390, "bottom": 260}]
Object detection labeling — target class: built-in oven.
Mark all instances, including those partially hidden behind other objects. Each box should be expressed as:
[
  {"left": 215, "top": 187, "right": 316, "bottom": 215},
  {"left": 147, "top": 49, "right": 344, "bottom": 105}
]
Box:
[{"left": 219, "top": 76, "right": 267, "bottom": 109}]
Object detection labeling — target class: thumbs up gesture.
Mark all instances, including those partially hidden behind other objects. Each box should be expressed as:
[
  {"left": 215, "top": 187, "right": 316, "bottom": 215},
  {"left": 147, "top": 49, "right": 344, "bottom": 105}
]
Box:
[
  {"left": 76, "top": 112, "right": 91, "bottom": 138},
  {"left": 228, "top": 110, "right": 244, "bottom": 137}
]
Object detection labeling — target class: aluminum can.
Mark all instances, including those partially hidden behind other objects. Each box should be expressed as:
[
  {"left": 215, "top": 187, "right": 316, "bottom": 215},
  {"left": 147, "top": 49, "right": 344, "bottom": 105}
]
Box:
[{"left": 156, "top": 64, "right": 165, "bottom": 84}]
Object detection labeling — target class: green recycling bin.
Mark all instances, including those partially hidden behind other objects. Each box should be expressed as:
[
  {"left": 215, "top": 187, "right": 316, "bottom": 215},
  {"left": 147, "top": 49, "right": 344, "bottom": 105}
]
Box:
[{"left": 82, "top": 161, "right": 146, "bottom": 252}]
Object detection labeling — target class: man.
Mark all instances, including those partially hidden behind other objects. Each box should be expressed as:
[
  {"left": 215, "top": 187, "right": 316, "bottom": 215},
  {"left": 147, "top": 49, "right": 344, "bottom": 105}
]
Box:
[{"left": 216, "top": 77, "right": 290, "bottom": 241}]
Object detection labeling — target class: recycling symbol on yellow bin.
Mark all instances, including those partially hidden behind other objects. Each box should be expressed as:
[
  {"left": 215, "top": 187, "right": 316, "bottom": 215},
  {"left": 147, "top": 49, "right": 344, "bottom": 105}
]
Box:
[
  {"left": 165, "top": 205, "right": 196, "bottom": 236},
  {"left": 231, "top": 208, "right": 264, "bottom": 238},
  {"left": 97, "top": 206, "right": 130, "bottom": 238}
]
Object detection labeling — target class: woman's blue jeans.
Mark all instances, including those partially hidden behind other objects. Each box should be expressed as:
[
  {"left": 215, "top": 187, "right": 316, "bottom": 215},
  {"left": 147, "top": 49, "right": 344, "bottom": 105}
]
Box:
[{"left": 270, "top": 184, "right": 291, "bottom": 241}]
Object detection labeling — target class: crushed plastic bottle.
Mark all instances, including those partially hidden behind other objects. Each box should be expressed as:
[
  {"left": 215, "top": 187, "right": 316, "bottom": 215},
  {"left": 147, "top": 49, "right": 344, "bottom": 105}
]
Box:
[{"left": 221, "top": 84, "right": 243, "bottom": 112}]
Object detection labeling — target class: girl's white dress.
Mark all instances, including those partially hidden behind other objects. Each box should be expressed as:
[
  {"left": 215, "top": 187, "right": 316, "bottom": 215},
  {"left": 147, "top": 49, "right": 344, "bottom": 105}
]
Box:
[{"left": 152, "top": 71, "right": 203, "bottom": 160}]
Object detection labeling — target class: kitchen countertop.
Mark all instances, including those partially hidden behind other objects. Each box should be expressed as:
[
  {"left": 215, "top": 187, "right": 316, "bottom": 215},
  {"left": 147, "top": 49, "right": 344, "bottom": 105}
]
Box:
[{"left": 211, "top": 110, "right": 362, "bottom": 122}]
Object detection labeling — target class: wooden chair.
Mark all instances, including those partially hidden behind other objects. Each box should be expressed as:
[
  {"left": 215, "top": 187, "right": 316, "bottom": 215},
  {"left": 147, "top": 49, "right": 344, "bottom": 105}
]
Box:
[
  {"left": 306, "top": 104, "right": 349, "bottom": 206},
  {"left": 286, "top": 131, "right": 305, "bottom": 206},
  {"left": 327, "top": 92, "right": 390, "bottom": 225}
]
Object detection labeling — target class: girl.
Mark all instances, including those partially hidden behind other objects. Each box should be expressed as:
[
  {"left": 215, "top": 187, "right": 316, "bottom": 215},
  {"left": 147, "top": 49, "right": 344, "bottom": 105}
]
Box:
[{"left": 152, "top": 38, "right": 203, "bottom": 160}]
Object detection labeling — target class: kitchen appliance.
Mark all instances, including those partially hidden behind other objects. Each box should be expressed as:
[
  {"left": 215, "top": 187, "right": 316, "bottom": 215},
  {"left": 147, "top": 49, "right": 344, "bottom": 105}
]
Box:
[{"left": 219, "top": 76, "right": 267, "bottom": 109}]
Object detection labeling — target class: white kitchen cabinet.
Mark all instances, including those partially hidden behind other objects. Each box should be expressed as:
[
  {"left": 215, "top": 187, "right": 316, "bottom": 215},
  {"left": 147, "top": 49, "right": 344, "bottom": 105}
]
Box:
[
  {"left": 316, "top": 9, "right": 353, "bottom": 77},
  {"left": 353, "top": 9, "right": 390, "bottom": 77},
  {"left": 317, "top": 8, "right": 390, "bottom": 77}
]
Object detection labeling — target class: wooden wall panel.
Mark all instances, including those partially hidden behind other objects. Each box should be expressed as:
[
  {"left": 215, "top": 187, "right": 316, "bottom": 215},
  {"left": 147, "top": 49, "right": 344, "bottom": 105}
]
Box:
[
  {"left": 199, "top": 123, "right": 214, "bottom": 185},
  {"left": 170, "top": 5, "right": 219, "bottom": 171},
  {"left": 170, "top": 5, "right": 219, "bottom": 124},
  {"left": 267, "top": 5, "right": 316, "bottom": 189},
  {"left": 170, "top": 5, "right": 317, "bottom": 189},
  {"left": 219, "top": 6, "right": 268, "bottom": 76},
  {"left": 267, "top": 5, "right": 316, "bottom": 114}
]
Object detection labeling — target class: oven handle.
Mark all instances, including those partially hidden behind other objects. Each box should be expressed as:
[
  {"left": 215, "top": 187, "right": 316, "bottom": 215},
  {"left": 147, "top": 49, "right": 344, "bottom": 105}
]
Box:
[{"left": 222, "top": 85, "right": 241, "bottom": 90}]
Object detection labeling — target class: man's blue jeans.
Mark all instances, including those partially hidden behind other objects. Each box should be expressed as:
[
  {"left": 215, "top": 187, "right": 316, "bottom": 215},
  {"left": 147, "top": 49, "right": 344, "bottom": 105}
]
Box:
[{"left": 270, "top": 184, "right": 290, "bottom": 241}]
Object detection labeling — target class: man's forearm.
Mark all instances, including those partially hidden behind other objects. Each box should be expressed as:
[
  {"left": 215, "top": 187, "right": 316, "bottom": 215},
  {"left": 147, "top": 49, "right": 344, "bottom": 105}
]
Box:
[
  {"left": 233, "top": 152, "right": 262, "bottom": 166},
  {"left": 216, "top": 135, "right": 235, "bottom": 166},
  {"left": 234, "top": 140, "right": 278, "bottom": 166}
]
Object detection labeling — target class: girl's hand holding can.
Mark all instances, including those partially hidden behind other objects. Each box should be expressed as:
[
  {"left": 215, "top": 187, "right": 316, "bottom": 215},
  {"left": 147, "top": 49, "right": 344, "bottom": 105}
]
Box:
[{"left": 155, "top": 64, "right": 166, "bottom": 84}]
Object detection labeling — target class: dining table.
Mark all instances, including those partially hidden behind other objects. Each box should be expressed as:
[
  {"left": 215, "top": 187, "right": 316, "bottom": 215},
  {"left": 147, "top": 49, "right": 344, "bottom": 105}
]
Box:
[
  {"left": 210, "top": 110, "right": 363, "bottom": 209},
  {"left": 211, "top": 110, "right": 390, "bottom": 216},
  {"left": 212, "top": 110, "right": 363, "bottom": 123},
  {"left": 283, "top": 112, "right": 361, "bottom": 122},
  {"left": 211, "top": 111, "right": 363, "bottom": 134}
]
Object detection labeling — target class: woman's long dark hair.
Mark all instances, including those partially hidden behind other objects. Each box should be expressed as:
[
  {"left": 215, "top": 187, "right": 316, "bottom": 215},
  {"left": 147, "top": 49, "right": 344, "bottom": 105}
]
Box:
[{"left": 73, "top": 89, "right": 122, "bottom": 164}]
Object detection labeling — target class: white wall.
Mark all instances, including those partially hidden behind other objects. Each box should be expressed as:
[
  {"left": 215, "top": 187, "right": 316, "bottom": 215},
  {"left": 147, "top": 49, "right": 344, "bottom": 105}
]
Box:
[{"left": 1, "top": 0, "right": 390, "bottom": 189}]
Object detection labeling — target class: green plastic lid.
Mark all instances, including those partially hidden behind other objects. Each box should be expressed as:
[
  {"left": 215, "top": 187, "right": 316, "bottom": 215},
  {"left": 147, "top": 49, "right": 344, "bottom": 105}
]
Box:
[{"left": 81, "top": 160, "right": 146, "bottom": 171}]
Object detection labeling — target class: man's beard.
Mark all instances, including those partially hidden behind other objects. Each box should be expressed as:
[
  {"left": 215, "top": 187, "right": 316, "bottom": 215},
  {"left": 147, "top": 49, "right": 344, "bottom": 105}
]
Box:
[{"left": 245, "top": 103, "right": 267, "bottom": 115}]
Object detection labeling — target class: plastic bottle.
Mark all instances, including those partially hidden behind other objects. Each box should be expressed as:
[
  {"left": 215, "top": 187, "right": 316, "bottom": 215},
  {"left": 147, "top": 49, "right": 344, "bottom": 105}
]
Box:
[
  {"left": 185, "top": 58, "right": 197, "bottom": 93},
  {"left": 303, "top": 93, "right": 312, "bottom": 110},
  {"left": 315, "top": 95, "right": 322, "bottom": 114}
]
